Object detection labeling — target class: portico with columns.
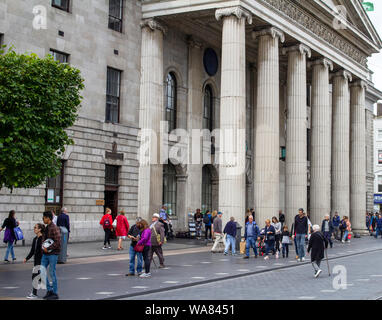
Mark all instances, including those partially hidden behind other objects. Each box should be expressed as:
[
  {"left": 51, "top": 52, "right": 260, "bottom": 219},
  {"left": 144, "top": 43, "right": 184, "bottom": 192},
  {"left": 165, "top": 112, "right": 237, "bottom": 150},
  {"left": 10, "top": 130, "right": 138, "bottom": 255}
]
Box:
[{"left": 138, "top": 0, "right": 382, "bottom": 233}]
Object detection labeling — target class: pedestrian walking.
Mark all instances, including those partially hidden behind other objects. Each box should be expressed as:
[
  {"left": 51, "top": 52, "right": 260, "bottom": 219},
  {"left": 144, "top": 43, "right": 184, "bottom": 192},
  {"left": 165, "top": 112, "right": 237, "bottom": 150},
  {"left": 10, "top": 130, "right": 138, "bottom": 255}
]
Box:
[
  {"left": 271, "top": 216, "right": 282, "bottom": 258},
  {"left": 115, "top": 210, "right": 129, "bottom": 250},
  {"left": 126, "top": 217, "right": 143, "bottom": 276},
  {"left": 24, "top": 223, "right": 45, "bottom": 299},
  {"left": 194, "top": 209, "right": 203, "bottom": 239},
  {"left": 371, "top": 213, "right": 377, "bottom": 233},
  {"left": 243, "top": 215, "right": 259, "bottom": 259},
  {"left": 41, "top": 211, "right": 61, "bottom": 300},
  {"left": 281, "top": 225, "right": 290, "bottom": 258},
  {"left": 211, "top": 212, "right": 225, "bottom": 253},
  {"left": 366, "top": 212, "right": 371, "bottom": 233},
  {"left": 264, "top": 219, "right": 276, "bottom": 260},
  {"left": 290, "top": 222, "right": 299, "bottom": 259},
  {"left": 203, "top": 210, "right": 212, "bottom": 241},
  {"left": 136, "top": 219, "right": 152, "bottom": 278},
  {"left": 0, "top": 210, "right": 18, "bottom": 263},
  {"left": 293, "top": 208, "right": 309, "bottom": 262},
  {"left": 341, "top": 216, "right": 352, "bottom": 243},
  {"left": 307, "top": 225, "right": 328, "bottom": 278},
  {"left": 57, "top": 207, "right": 70, "bottom": 242},
  {"left": 149, "top": 213, "right": 165, "bottom": 268},
  {"left": 223, "top": 217, "right": 237, "bottom": 255},
  {"left": 99, "top": 208, "right": 113, "bottom": 249},
  {"left": 339, "top": 216, "right": 346, "bottom": 241},
  {"left": 321, "top": 215, "right": 333, "bottom": 248},
  {"left": 332, "top": 212, "right": 341, "bottom": 240},
  {"left": 375, "top": 214, "right": 382, "bottom": 239}
]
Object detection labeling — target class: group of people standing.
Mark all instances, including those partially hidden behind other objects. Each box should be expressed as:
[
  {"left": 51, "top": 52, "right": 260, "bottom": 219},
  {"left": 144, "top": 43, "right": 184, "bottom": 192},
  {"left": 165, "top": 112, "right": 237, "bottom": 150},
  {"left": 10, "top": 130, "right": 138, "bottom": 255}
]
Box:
[{"left": 366, "top": 212, "right": 382, "bottom": 238}]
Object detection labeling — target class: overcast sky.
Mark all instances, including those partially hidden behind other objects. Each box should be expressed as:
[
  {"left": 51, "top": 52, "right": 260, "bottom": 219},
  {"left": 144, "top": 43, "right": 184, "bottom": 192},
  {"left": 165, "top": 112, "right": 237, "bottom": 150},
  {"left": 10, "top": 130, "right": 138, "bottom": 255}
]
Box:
[{"left": 366, "top": 6, "right": 382, "bottom": 96}]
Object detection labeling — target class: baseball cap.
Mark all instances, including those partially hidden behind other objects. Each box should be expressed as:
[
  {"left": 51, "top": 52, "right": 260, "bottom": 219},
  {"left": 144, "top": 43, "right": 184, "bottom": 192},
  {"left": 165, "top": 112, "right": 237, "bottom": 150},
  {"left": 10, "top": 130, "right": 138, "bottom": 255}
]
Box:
[
  {"left": 153, "top": 213, "right": 160, "bottom": 218},
  {"left": 218, "top": 211, "right": 223, "bottom": 215}
]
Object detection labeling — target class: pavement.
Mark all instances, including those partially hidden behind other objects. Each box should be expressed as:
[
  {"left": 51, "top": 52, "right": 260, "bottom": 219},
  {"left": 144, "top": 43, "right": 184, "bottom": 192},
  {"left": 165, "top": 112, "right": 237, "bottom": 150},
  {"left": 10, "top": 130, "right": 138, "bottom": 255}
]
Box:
[{"left": 0, "top": 236, "right": 382, "bottom": 300}]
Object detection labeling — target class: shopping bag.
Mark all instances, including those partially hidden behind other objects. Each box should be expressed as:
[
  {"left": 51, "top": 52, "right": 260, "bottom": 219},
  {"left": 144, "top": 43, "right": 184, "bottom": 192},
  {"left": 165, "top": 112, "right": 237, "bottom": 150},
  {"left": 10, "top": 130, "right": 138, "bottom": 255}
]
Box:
[
  {"left": 240, "top": 240, "right": 246, "bottom": 254},
  {"left": 348, "top": 233, "right": 352, "bottom": 240},
  {"left": 14, "top": 227, "right": 24, "bottom": 241}
]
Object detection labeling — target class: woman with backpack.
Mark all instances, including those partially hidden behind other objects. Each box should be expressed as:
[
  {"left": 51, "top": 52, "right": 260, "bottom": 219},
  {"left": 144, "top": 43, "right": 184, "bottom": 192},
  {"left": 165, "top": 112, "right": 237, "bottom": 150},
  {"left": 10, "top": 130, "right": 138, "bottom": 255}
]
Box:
[
  {"left": 0, "top": 210, "right": 19, "bottom": 263},
  {"left": 115, "top": 210, "right": 129, "bottom": 251},
  {"left": 23, "top": 223, "right": 45, "bottom": 299},
  {"left": 99, "top": 208, "right": 113, "bottom": 250},
  {"left": 136, "top": 219, "right": 152, "bottom": 278}
]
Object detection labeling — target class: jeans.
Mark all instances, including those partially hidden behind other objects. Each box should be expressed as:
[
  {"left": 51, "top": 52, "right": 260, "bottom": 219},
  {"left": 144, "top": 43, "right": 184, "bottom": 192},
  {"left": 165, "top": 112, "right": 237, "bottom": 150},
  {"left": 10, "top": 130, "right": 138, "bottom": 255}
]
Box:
[
  {"left": 333, "top": 226, "right": 340, "bottom": 240},
  {"left": 375, "top": 227, "right": 382, "bottom": 238},
  {"left": 104, "top": 228, "right": 111, "bottom": 246},
  {"left": 323, "top": 231, "right": 333, "bottom": 247},
  {"left": 142, "top": 246, "right": 151, "bottom": 274},
  {"left": 41, "top": 254, "right": 58, "bottom": 294},
  {"left": 205, "top": 225, "right": 212, "bottom": 239},
  {"left": 342, "top": 230, "right": 349, "bottom": 241},
  {"left": 129, "top": 245, "right": 143, "bottom": 274},
  {"left": 4, "top": 241, "right": 15, "bottom": 260},
  {"left": 312, "top": 259, "right": 322, "bottom": 272},
  {"left": 224, "top": 234, "right": 236, "bottom": 254},
  {"left": 265, "top": 241, "right": 275, "bottom": 256},
  {"left": 282, "top": 243, "right": 289, "bottom": 257},
  {"left": 211, "top": 233, "right": 226, "bottom": 252},
  {"left": 245, "top": 237, "right": 258, "bottom": 257},
  {"left": 296, "top": 234, "right": 306, "bottom": 258}
]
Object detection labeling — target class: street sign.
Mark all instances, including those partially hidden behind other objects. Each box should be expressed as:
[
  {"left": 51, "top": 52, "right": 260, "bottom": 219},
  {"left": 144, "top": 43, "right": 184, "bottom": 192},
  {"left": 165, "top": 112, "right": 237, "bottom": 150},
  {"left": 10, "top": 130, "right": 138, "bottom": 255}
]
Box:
[{"left": 363, "top": 2, "right": 374, "bottom": 12}]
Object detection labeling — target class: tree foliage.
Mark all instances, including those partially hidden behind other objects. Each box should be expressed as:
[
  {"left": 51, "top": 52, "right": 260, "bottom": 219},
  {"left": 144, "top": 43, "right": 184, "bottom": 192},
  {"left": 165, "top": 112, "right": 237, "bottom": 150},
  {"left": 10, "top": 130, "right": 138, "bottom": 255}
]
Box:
[{"left": 0, "top": 48, "right": 84, "bottom": 190}]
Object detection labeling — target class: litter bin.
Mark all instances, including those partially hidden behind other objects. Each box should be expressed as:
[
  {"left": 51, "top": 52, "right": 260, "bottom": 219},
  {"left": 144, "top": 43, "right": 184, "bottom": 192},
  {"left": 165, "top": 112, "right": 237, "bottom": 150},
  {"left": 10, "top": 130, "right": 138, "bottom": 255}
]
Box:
[
  {"left": 235, "top": 222, "right": 242, "bottom": 251},
  {"left": 58, "top": 226, "right": 68, "bottom": 264}
]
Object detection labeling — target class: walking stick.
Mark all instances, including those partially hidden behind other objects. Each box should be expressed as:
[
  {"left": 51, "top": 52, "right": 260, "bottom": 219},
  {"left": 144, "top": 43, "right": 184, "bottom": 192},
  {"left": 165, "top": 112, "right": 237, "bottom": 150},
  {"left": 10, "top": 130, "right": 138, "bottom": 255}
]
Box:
[{"left": 325, "top": 249, "right": 331, "bottom": 276}]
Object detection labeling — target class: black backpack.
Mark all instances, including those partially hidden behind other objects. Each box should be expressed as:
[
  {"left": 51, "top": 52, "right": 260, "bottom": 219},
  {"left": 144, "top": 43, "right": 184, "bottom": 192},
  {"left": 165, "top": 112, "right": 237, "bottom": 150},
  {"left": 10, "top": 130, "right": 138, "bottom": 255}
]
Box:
[{"left": 203, "top": 214, "right": 210, "bottom": 224}]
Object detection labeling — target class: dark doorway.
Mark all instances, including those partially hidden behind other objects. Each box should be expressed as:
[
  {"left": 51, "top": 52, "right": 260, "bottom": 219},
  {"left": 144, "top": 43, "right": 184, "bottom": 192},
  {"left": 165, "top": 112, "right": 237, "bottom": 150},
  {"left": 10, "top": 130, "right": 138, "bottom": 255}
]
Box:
[
  {"left": 104, "top": 165, "right": 119, "bottom": 239},
  {"left": 104, "top": 190, "right": 118, "bottom": 220}
]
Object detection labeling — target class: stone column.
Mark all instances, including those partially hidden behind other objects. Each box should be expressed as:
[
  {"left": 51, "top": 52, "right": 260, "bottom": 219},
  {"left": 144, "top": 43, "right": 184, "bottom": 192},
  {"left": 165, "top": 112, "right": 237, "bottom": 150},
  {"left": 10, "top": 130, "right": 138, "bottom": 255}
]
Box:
[
  {"left": 252, "top": 27, "right": 285, "bottom": 227},
  {"left": 331, "top": 70, "right": 352, "bottom": 219},
  {"left": 176, "top": 173, "right": 188, "bottom": 231},
  {"left": 215, "top": 6, "right": 252, "bottom": 227},
  {"left": 350, "top": 80, "right": 367, "bottom": 232},
  {"left": 137, "top": 19, "right": 166, "bottom": 221},
  {"left": 309, "top": 58, "right": 333, "bottom": 225},
  {"left": 283, "top": 44, "right": 311, "bottom": 226}
]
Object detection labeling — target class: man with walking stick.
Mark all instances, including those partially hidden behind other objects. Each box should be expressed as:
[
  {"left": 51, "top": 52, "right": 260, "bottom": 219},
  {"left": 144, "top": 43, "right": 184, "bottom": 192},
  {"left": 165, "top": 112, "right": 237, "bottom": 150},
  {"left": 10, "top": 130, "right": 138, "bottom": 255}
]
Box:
[{"left": 307, "top": 225, "right": 328, "bottom": 278}]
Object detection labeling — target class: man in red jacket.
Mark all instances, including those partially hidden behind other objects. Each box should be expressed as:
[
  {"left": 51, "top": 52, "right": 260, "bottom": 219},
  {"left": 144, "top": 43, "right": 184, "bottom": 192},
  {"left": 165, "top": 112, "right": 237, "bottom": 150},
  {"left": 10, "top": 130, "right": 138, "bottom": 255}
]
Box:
[{"left": 100, "top": 208, "right": 113, "bottom": 249}]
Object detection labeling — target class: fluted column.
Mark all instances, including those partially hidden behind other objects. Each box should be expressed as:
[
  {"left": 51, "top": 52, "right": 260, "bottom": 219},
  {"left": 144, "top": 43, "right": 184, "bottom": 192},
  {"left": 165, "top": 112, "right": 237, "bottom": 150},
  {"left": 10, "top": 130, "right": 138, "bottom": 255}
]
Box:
[
  {"left": 283, "top": 44, "right": 311, "bottom": 226},
  {"left": 137, "top": 19, "right": 166, "bottom": 221},
  {"left": 252, "top": 27, "right": 285, "bottom": 227},
  {"left": 331, "top": 70, "right": 352, "bottom": 219},
  {"left": 215, "top": 7, "right": 252, "bottom": 227},
  {"left": 309, "top": 58, "right": 334, "bottom": 225},
  {"left": 350, "top": 80, "right": 367, "bottom": 232}
]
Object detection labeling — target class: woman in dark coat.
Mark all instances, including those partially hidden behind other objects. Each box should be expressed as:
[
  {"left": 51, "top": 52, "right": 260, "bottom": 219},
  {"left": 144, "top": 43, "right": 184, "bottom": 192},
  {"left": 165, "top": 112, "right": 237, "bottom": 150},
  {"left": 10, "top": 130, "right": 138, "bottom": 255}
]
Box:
[
  {"left": 0, "top": 210, "right": 18, "bottom": 262},
  {"left": 307, "top": 225, "right": 328, "bottom": 278}
]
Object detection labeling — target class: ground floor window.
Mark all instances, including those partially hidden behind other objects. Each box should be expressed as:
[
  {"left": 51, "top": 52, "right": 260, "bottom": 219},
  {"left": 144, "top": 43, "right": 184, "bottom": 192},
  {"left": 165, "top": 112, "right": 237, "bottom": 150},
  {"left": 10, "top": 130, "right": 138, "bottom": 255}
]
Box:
[
  {"left": 45, "top": 161, "right": 65, "bottom": 214},
  {"left": 202, "top": 165, "right": 212, "bottom": 213},
  {"left": 163, "top": 163, "right": 177, "bottom": 216}
]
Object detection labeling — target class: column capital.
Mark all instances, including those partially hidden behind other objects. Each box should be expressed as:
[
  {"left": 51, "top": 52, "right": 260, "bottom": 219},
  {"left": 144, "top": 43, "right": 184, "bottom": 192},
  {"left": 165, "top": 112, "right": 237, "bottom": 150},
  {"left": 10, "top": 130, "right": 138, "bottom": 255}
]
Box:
[
  {"left": 252, "top": 27, "right": 285, "bottom": 43},
  {"left": 215, "top": 6, "right": 252, "bottom": 24},
  {"left": 282, "top": 44, "right": 311, "bottom": 58},
  {"left": 187, "top": 35, "right": 203, "bottom": 49},
  {"left": 140, "top": 18, "right": 167, "bottom": 34},
  {"left": 350, "top": 80, "right": 368, "bottom": 90},
  {"left": 331, "top": 70, "right": 353, "bottom": 82},
  {"left": 308, "top": 58, "right": 333, "bottom": 71}
]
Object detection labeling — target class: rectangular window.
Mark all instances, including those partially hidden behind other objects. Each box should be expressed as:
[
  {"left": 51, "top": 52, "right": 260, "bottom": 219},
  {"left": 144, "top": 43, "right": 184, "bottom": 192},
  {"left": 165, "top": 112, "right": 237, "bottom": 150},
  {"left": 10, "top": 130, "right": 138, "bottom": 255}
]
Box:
[
  {"left": 378, "top": 130, "right": 382, "bottom": 141},
  {"left": 378, "top": 150, "right": 382, "bottom": 164},
  {"left": 50, "top": 49, "right": 69, "bottom": 63},
  {"left": 52, "top": 0, "right": 70, "bottom": 12},
  {"left": 45, "top": 162, "right": 65, "bottom": 214},
  {"left": 108, "top": 0, "right": 123, "bottom": 32},
  {"left": 379, "top": 176, "right": 382, "bottom": 192},
  {"left": 105, "top": 165, "right": 119, "bottom": 186},
  {"left": 306, "top": 85, "right": 311, "bottom": 107},
  {"left": 106, "top": 67, "right": 121, "bottom": 123}
]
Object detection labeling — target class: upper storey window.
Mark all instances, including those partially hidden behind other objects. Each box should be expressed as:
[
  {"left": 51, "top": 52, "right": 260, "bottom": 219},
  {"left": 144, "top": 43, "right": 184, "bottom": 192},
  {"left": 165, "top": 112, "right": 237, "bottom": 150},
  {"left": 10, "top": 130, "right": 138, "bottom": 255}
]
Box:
[
  {"left": 52, "top": 0, "right": 70, "bottom": 12},
  {"left": 109, "top": 0, "right": 123, "bottom": 33}
]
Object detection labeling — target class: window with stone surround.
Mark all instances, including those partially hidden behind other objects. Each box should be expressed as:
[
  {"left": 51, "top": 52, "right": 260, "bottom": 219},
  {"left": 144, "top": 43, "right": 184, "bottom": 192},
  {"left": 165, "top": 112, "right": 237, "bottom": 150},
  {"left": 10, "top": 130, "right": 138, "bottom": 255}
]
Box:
[
  {"left": 108, "top": 0, "right": 123, "bottom": 33},
  {"left": 50, "top": 49, "right": 69, "bottom": 64},
  {"left": 165, "top": 72, "right": 177, "bottom": 133},
  {"left": 45, "top": 162, "right": 65, "bottom": 213},
  {"left": 105, "top": 165, "right": 119, "bottom": 186},
  {"left": 203, "top": 85, "right": 213, "bottom": 131},
  {"left": 163, "top": 163, "right": 177, "bottom": 216},
  {"left": 202, "top": 165, "right": 212, "bottom": 213},
  {"left": 378, "top": 176, "right": 382, "bottom": 192},
  {"left": 51, "top": 0, "right": 70, "bottom": 12},
  {"left": 106, "top": 67, "right": 121, "bottom": 124}
]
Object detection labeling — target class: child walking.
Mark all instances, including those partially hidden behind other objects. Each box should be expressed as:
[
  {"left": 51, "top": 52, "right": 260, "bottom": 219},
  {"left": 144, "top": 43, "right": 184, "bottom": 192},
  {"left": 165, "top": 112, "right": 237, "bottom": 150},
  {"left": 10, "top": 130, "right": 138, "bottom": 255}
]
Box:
[
  {"left": 281, "top": 225, "right": 290, "bottom": 258},
  {"left": 24, "top": 223, "right": 45, "bottom": 299}
]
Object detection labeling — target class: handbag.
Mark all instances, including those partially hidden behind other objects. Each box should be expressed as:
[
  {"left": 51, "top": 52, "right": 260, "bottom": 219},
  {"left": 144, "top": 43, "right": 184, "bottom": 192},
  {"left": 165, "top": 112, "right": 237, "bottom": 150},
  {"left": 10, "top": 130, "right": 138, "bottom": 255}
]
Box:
[
  {"left": 112, "top": 218, "right": 117, "bottom": 228},
  {"left": 14, "top": 227, "right": 24, "bottom": 241},
  {"left": 134, "top": 243, "right": 144, "bottom": 252}
]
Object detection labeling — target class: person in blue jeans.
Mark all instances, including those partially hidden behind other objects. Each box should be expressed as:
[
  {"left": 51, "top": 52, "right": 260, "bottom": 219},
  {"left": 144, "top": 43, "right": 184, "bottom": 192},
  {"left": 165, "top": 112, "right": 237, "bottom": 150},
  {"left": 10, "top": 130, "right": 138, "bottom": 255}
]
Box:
[
  {"left": 293, "top": 208, "right": 309, "bottom": 262},
  {"left": 243, "top": 215, "right": 259, "bottom": 259},
  {"left": 223, "top": 217, "right": 237, "bottom": 255},
  {"left": 332, "top": 212, "right": 341, "bottom": 240},
  {"left": 264, "top": 219, "right": 276, "bottom": 260},
  {"left": 375, "top": 214, "right": 382, "bottom": 239},
  {"left": 126, "top": 218, "right": 143, "bottom": 276},
  {"left": 41, "top": 211, "right": 61, "bottom": 300}
]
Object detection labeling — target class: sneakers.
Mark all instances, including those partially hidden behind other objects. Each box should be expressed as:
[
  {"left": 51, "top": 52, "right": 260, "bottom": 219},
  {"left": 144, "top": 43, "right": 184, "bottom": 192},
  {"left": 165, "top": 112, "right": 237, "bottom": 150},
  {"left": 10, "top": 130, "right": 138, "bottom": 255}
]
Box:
[
  {"left": 243, "top": 256, "right": 249, "bottom": 259},
  {"left": 314, "top": 269, "right": 322, "bottom": 278},
  {"left": 46, "top": 293, "right": 59, "bottom": 300},
  {"left": 159, "top": 264, "right": 165, "bottom": 268},
  {"left": 223, "top": 252, "right": 228, "bottom": 256},
  {"left": 139, "top": 272, "right": 151, "bottom": 278},
  {"left": 264, "top": 256, "right": 269, "bottom": 260},
  {"left": 108, "top": 246, "right": 112, "bottom": 249},
  {"left": 26, "top": 293, "right": 38, "bottom": 299},
  {"left": 301, "top": 257, "right": 305, "bottom": 262},
  {"left": 137, "top": 272, "right": 143, "bottom": 276},
  {"left": 12, "top": 258, "right": 16, "bottom": 262},
  {"left": 275, "top": 252, "right": 279, "bottom": 259},
  {"left": 341, "top": 240, "right": 345, "bottom": 243},
  {"left": 43, "top": 291, "right": 54, "bottom": 299},
  {"left": 102, "top": 246, "right": 108, "bottom": 250},
  {"left": 4, "top": 259, "right": 9, "bottom": 263}
]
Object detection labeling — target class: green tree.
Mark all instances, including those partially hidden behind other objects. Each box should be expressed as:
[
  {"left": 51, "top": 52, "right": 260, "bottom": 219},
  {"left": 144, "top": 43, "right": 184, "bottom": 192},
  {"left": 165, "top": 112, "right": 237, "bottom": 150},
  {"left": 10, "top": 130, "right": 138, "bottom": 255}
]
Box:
[{"left": 0, "top": 48, "right": 84, "bottom": 190}]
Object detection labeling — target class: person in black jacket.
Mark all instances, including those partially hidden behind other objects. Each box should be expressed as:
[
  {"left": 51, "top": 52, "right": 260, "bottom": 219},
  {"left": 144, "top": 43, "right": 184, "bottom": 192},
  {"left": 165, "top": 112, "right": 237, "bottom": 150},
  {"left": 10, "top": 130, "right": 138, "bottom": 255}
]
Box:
[
  {"left": 321, "top": 215, "right": 334, "bottom": 248},
  {"left": 24, "top": 223, "right": 45, "bottom": 299},
  {"left": 293, "top": 208, "right": 309, "bottom": 262},
  {"left": 0, "top": 210, "right": 18, "bottom": 263},
  {"left": 307, "top": 225, "right": 328, "bottom": 278}
]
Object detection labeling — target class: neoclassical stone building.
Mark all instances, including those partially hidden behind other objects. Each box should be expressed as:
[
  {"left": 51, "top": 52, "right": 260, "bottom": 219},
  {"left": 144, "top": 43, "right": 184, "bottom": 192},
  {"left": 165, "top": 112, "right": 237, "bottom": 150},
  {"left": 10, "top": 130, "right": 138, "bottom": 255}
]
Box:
[{"left": 1, "top": 0, "right": 382, "bottom": 242}]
